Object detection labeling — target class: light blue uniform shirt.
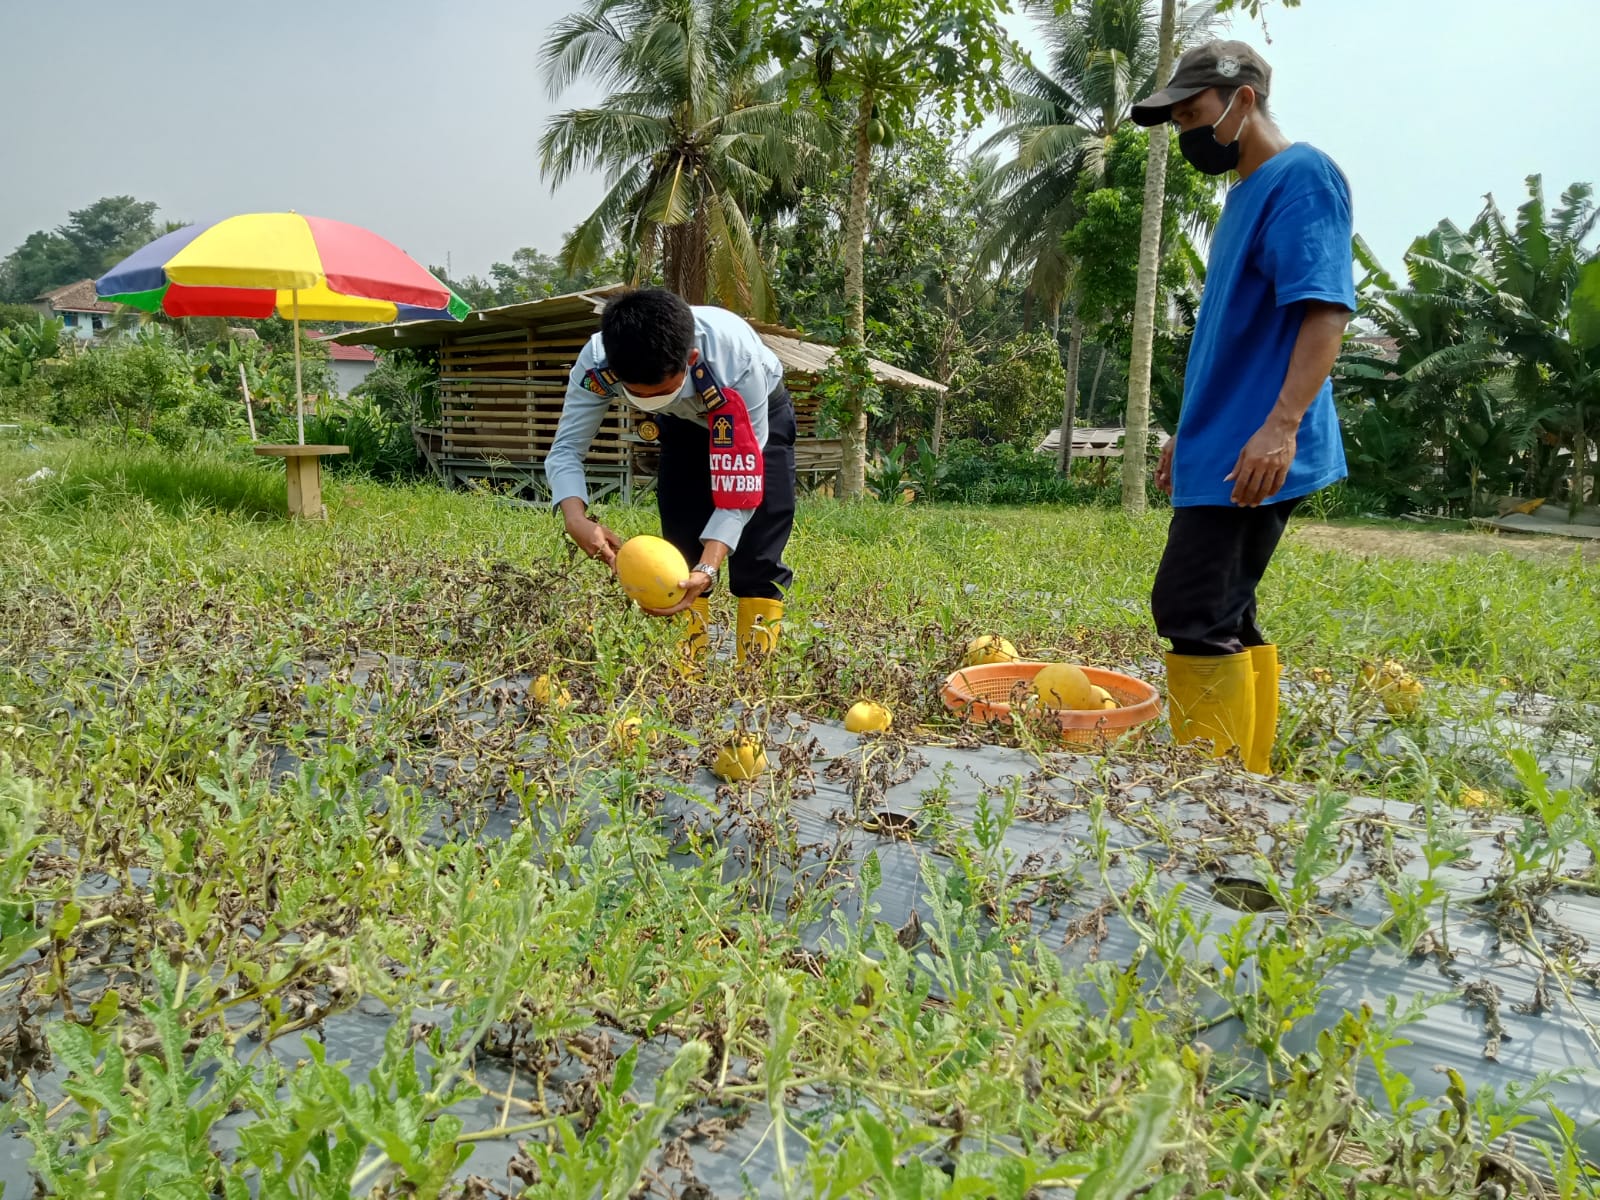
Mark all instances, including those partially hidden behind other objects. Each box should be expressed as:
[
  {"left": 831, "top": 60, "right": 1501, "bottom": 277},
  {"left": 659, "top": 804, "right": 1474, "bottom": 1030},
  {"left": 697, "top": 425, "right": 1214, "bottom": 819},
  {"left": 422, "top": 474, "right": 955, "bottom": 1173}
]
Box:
[{"left": 545, "top": 306, "right": 784, "bottom": 552}]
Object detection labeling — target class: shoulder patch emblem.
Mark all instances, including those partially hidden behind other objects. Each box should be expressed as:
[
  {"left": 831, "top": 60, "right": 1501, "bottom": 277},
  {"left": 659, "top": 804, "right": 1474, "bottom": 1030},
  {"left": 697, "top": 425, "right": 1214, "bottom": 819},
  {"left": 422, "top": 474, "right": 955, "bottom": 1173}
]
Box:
[{"left": 582, "top": 366, "right": 617, "bottom": 397}]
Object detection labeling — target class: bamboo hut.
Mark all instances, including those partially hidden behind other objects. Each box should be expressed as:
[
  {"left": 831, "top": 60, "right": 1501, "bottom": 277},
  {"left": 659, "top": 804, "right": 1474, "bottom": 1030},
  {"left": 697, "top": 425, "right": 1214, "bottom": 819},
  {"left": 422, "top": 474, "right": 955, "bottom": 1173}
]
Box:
[{"left": 330, "top": 287, "right": 945, "bottom": 500}]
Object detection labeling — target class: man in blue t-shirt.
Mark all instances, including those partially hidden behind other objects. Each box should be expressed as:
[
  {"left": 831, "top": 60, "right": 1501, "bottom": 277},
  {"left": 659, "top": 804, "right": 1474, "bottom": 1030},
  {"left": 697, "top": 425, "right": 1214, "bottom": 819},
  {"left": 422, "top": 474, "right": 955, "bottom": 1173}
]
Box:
[{"left": 1131, "top": 40, "right": 1355, "bottom": 772}]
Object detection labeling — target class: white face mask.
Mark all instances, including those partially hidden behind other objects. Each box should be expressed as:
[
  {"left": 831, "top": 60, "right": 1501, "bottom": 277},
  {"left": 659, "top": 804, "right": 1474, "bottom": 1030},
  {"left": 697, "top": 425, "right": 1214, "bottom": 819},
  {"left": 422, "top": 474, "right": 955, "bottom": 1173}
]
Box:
[
  {"left": 619, "top": 385, "right": 678, "bottom": 412},
  {"left": 618, "top": 368, "right": 690, "bottom": 412}
]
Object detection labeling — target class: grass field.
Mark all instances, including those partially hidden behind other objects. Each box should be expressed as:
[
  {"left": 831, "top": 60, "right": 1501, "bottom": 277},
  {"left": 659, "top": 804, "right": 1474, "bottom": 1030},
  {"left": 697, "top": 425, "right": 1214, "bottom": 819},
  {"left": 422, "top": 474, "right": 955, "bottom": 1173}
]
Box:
[{"left": 2, "top": 441, "right": 1598, "bottom": 1198}]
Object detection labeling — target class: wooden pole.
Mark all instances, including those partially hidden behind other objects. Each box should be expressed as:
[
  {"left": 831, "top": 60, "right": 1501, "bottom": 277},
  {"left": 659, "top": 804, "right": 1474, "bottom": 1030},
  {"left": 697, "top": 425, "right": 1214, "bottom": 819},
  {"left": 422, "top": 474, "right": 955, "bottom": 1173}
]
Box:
[
  {"left": 239, "top": 364, "right": 257, "bottom": 441},
  {"left": 292, "top": 288, "right": 305, "bottom": 445}
]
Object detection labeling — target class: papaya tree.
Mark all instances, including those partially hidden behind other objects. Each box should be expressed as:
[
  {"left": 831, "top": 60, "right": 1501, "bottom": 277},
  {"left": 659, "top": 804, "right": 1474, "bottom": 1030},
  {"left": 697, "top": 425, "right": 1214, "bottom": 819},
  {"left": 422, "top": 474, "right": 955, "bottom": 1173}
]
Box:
[{"left": 768, "top": 0, "right": 1016, "bottom": 498}]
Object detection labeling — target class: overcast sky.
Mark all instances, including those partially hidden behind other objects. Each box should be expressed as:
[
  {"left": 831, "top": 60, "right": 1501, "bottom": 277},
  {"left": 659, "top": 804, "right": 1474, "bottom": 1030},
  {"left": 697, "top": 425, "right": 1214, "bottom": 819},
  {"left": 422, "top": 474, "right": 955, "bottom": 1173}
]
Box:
[{"left": 3, "top": 0, "right": 1595, "bottom": 285}]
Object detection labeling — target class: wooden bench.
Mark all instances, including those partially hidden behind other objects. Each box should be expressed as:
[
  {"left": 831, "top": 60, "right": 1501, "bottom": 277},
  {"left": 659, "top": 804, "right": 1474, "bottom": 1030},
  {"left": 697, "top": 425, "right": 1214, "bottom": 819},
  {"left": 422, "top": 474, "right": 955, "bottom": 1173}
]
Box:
[{"left": 254, "top": 444, "right": 349, "bottom": 519}]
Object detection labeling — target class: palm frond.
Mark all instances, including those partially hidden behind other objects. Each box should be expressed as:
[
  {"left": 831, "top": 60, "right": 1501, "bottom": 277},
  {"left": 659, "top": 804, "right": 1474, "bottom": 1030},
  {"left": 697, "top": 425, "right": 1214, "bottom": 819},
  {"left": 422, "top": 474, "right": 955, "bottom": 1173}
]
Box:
[
  {"left": 540, "top": 9, "right": 627, "bottom": 99},
  {"left": 644, "top": 159, "right": 698, "bottom": 226},
  {"left": 539, "top": 107, "right": 668, "bottom": 186}
]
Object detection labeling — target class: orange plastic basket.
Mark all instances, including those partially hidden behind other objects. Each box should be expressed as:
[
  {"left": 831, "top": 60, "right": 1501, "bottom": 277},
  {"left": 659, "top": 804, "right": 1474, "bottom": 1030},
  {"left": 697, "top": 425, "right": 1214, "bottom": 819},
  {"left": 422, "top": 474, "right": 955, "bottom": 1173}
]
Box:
[{"left": 941, "top": 661, "right": 1161, "bottom": 746}]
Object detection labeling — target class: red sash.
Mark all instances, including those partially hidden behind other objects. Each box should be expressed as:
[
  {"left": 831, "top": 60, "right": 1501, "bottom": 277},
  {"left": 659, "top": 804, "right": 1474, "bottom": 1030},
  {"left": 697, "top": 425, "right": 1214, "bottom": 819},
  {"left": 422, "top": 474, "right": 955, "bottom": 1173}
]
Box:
[{"left": 691, "top": 360, "right": 764, "bottom": 509}]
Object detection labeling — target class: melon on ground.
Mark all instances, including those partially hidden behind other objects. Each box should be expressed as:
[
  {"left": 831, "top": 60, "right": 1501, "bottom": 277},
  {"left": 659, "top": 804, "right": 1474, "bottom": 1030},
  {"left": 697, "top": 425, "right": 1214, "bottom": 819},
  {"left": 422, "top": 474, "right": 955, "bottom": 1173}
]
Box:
[
  {"left": 713, "top": 739, "right": 767, "bottom": 781},
  {"left": 963, "top": 636, "right": 1019, "bottom": 666},
  {"left": 615, "top": 536, "right": 689, "bottom": 610},
  {"left": 844, "top": 700, "right": 892, "bottom": 733},
  {"left": 533, "top": 674, "right": 572, "bottom": 709}
]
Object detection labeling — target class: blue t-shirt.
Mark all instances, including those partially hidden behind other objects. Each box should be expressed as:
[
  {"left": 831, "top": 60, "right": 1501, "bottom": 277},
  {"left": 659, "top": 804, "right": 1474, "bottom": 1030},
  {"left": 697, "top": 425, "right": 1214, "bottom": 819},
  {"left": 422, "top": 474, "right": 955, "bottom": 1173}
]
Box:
[{"left": 1172, "top": 142, "right": 1356, "bottom": 508}]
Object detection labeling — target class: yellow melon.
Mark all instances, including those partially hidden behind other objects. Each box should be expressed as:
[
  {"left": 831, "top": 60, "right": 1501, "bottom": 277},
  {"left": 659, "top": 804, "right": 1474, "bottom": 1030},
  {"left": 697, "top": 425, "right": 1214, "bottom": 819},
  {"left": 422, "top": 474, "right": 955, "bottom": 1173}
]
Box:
[
  {"left": 615, "top": 535, "right": 689, "bottom": 610},
  {"left": 532, "top": 674, "right": 571, "bottom": 709},
  {"left": 844, "top": 700, "right": 892, "bottom": 733},
  {"left": 1032, "top": 664, "right": 1099, "bottom": 711},
  {"left": 963, "top": 635, "right": 1019, "bottom": 666},
  {"left": 611, "top": 716, "right": 657, "bottom": 749},
  {"left": 1358, "top": 659, "right": 1425, "bottom": 717},
  {"left": 1381, "top": 676, "right": 1424, "bottom": 717},
  {"left": 712, "top": 738, "right": 768, "bottom": 781},
  {"left": 1091, "top": 684, "right": 1118, "bottom": 710}
]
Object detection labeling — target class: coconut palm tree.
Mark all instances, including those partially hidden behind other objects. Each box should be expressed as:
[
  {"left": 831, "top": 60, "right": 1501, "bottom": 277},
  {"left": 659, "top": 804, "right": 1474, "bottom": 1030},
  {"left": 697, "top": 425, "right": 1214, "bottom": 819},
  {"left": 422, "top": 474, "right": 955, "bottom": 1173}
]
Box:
[
  {"left": 983, "top": 0, "right": 1217, "bottom": 475},
  {"left": 983, "top": 0, "right": 1205, "bottom": 299},
  {"left": 538, "top": 0, "right": 821, "bottom": 318},
  {"left": 1121, "top": 0, "right": 1177, "bottom": 511}
]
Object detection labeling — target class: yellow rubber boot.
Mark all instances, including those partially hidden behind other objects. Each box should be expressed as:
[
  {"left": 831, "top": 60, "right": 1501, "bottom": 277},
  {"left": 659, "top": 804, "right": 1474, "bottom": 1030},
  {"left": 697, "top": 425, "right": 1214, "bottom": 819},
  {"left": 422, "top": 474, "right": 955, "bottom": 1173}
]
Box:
[
  {"left": 1165, "top": 652, "right": 1256, "bottom": 766},
  {"left": 736, "top": 597, "right": 784, "bottom": 666},
  {"left": 676, "top": 597, "right": 711, "bottom": 677},
  {"left": 1245, "top": 644, "right": 1279, "bottom": 775}
]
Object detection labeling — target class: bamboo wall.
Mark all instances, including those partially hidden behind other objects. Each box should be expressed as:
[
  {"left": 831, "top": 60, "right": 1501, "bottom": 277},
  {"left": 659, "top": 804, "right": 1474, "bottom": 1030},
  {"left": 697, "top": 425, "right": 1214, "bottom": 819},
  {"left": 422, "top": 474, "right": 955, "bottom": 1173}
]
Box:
[
  {"left": 439, "top": 326, "right": 627, "bottom": 468},
  {"left": 435, "top": 319, "right": 842, "bottom": 490}
]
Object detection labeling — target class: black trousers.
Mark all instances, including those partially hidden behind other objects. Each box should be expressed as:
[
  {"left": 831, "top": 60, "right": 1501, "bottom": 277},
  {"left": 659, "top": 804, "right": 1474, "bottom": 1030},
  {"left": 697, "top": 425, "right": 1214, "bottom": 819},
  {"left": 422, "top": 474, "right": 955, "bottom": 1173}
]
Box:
[
  {"left": 1151, "top": 501, "right": 1299, "bottom": 657},
  {"left": 656, "top": 382, "right": 796, "bottom": 600}
]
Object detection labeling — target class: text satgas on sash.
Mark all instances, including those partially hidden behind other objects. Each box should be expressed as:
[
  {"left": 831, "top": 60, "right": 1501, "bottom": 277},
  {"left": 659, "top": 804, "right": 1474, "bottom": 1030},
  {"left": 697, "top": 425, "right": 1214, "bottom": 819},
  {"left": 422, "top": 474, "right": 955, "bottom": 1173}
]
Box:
[{"left": 710, "top": 453, "right": 759, "bottom": 472}]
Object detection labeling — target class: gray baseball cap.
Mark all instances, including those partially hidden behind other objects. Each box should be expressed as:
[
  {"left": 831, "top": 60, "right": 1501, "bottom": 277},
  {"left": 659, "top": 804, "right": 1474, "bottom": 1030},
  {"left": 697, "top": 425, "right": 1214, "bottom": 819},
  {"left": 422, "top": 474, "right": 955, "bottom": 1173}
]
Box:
[{"left": 1131, "top": 40, "right": 1271, "bottom": 127}]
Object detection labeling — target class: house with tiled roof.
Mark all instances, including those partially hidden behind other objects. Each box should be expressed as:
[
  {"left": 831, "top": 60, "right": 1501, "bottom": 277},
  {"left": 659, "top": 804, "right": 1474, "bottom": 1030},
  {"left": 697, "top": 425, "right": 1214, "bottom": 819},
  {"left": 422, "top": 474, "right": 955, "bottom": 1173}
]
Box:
[
  {"left": 33, "top": 279, "right": 118, "bottom": 339},
  {"left": 310, "top": 332, "right": 378, "bottom": 395}
]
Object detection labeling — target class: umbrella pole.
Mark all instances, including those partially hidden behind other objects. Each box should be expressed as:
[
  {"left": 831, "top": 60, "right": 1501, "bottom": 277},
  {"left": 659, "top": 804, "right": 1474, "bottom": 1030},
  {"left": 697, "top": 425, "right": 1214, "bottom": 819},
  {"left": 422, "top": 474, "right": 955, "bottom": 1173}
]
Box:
[{"left": 292, "top": 288, "right": 305, "bottom": 445}]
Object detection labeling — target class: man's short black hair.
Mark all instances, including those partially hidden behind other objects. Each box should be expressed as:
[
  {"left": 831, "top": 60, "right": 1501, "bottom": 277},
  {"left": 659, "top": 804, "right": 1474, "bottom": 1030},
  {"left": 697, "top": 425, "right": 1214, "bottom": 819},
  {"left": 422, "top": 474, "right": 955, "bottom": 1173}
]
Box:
[{"left": 600, "top": 289, "right": 696, "bottom": 386}]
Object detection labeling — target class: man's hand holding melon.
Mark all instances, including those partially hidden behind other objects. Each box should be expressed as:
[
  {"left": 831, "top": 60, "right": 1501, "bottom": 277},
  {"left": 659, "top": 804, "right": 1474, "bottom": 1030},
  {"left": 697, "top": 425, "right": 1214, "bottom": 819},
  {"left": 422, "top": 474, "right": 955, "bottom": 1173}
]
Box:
[
  {"left": 611, "top": 533, "right": 729, "bottom": 618},
  {"left": 561, "top": 500, "right": 727, "bottom": 618}
]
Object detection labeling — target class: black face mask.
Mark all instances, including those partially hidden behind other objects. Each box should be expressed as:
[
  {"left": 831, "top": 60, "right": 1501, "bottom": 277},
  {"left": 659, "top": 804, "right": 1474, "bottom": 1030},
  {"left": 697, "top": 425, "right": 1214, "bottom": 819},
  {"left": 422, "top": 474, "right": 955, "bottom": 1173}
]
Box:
[{"left": 1178, "top": 92, "right": 1242, "bottom": 176}]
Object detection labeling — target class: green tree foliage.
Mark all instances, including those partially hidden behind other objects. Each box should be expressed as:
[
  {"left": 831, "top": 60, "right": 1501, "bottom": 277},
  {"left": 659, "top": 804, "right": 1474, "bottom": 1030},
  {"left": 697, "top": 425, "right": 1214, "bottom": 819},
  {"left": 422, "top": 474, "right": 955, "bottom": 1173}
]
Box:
[
  {"left": 769, "top": 0, "right": 1017, "bottom": 496},
  {"left": 0, "top": 316, "right": 63, "bottom": 394},
  {"left": 0, "top": 231, "right": 79, "bottom": 303},
  {"left": 947, "top": 329, "right": 1068, "bottom": 447},
  {"left": 1064, "top": 124, "right": 1215, "bottom": 337},
  {"left": 430, "top": 246, "right": 620, "bottom": 311},
  {"left": 28, "top": 328, "right": 232, "bottom": 448},
  {"left": 1338, "top": 176, "right": 1599, "bottom": 516},
  {"left": 982, "top": 0, "right": 1217, "bottom": 479},
  {"left": 0, "top": 197, "right": 160, "bottom": 302},
  {"left": 771, "top": 123, "right": 1032, "bottom": 450},
  {"left": 983, "top": 0, "right": 1216, "bottom": 310},
  {"left": 0, "top": 320, "right": 354, "bottom": 461},
  {"left": 0, "top": 301, "right": 46, "bottom": 331},
  {"left": 538, "top": 0, "right": 820, "bottom": 317}
]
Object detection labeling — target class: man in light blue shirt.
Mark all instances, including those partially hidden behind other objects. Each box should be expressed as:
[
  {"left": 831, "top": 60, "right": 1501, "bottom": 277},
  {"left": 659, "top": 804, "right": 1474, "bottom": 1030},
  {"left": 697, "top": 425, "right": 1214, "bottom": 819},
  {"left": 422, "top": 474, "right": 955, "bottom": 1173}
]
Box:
[
  {"left": 546, "top": 288, "right": 797, "bottom": 667},
  {"left": 1132, "top": 40, "right": 1354, "bottom": 772}
]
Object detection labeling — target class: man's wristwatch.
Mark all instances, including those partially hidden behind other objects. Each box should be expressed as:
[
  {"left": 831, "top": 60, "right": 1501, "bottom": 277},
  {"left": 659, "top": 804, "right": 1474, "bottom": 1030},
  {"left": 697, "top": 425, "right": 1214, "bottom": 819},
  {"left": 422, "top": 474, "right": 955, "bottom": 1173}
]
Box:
[{"left": 691, "top": 562, "right": 719, "bottom": 593}]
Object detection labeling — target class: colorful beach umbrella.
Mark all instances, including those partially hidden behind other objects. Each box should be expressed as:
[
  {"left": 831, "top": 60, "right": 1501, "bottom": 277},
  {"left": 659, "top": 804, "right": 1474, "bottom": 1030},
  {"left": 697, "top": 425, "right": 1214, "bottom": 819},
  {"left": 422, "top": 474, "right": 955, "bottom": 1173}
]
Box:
[{"left": 97, "top": 213, "right": 468, "bottom": 443}]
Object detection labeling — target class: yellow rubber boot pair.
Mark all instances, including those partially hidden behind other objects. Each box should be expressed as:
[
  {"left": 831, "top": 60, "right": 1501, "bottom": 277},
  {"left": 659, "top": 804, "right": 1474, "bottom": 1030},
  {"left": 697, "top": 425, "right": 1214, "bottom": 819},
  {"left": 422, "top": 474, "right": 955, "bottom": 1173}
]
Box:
[
  {"left": 1165, "top": 645, "right": 1278, "bottom": 773},
  {"left": 736, "top": 597, "right": 784, "bottom": 667}
]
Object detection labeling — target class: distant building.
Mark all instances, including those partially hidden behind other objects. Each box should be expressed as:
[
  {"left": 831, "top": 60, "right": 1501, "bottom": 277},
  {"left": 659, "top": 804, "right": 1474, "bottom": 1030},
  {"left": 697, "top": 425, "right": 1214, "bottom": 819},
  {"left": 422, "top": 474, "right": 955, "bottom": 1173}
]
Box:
[
  {"left": 1034, "top": 425, "right": 1172, "bottom": 457},
  {"left": 311, "top": 334, "right": 378, "bottom": 395},
  {"left": 33, "top": 280, "right": 117, "bottom": 340}
]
